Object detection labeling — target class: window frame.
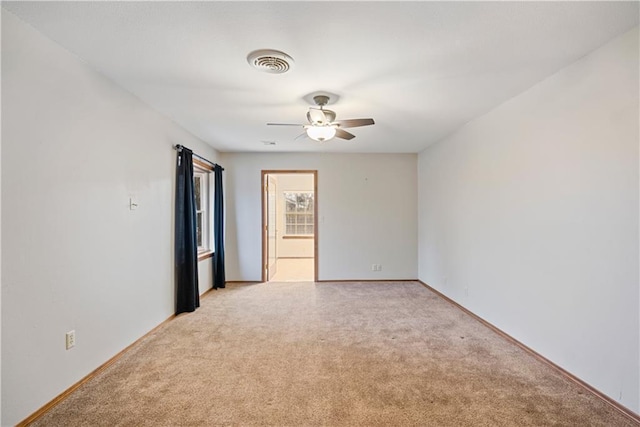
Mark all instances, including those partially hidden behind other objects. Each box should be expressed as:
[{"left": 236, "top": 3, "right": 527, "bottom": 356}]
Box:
[
  {"left": 193, "top": 159, "right": 213, "bottom": 260},
  {"left": 283, "top": 191, "right": 315, "bottom": 238}
]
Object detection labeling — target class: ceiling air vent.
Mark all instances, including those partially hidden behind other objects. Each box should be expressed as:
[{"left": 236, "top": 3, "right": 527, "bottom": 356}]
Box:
[{"left": 247, "top": 49, "right": 294, "bottom": 74}]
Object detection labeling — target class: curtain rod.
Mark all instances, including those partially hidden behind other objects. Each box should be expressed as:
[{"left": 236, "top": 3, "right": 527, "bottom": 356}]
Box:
[{"left": 174, "top": 144, "right": 224, "bottom": 170}]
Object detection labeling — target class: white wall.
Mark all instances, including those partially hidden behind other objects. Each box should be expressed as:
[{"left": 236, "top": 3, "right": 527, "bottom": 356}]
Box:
[
  {"left": 198, "top": 258, "right": 214, "bottom": 296},
  {"left": 274, "top": 174, "right": 314, "bottom": 258},
  {"left": 0, "top": 16, "right": 3, "bottom": 422},
  {"left": 223, "top": 153, "right": 417, "bottom": 281},
  {"left": 418, "top": 27, "right": 639, "bottom": 411},
  {"left": 1, "top": 11, "right": 220, "bottom": 425}
]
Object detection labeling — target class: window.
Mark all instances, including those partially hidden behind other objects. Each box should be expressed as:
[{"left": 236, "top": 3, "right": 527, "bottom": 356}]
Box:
[
  {"left": 284, "top": 192, "right": 314, "bottom": 236},
  {"left": 194, "top": 163, "right": 211, "bottom": 253}
]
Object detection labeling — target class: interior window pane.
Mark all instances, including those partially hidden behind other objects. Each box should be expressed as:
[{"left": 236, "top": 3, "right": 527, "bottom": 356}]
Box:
[
  {"left": 285, "top": 193, "right": 296, "bottom": 203},
  {"left": 194, "top": 176, "right": 201, "bottom": 210},
  {"left": 196, "top": 212, "right": 203, "bottom": 247},
  {"left": 284, "top": 193, "right": 315, "bottom": 234}
]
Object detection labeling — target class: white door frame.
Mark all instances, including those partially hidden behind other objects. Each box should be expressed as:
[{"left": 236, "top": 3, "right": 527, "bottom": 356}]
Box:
[{"left": 261, "top": 170, "right": 318, "bottom": 282}]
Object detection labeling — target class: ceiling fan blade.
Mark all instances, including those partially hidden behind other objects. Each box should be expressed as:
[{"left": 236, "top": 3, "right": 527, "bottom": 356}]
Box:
[
  {"left": 307, "top": 108, "right": 328, "bottom": 125},
  {"left": 335, "top": 128, "right": 356, "bottom": 140},
  {"left": 294, "top": 131, "right": 309, "bottom": 141},
  {"left": 267, "top": 123, "right": 304, "bottom": 126},
  {"left": 333, "top": 118, "right": 375, "bottom": 128}
]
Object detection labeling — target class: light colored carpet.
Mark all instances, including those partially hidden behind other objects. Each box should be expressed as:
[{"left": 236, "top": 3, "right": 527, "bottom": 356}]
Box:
[
  {"left": 270, "top": 258, "right": 314, "bottom": 282},
  {"left": 32, "top": 281, "right": 636, "bottom": 426}
]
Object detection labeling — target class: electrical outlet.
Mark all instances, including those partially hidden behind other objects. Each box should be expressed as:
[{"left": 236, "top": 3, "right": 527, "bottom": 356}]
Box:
[
  {"left": 66, "top": 330, "right": 76, "bottom": 350},
  {"left": 371, "top": 264, "right": 377, "bottom": 271},
  {"left": 378, "top": 264, "right": 383, "bottom": 271}
]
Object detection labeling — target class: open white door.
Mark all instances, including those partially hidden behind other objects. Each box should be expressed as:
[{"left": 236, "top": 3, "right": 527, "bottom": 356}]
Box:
[{"left": 266, "top": 175, "right": 277, "bottom": 280}]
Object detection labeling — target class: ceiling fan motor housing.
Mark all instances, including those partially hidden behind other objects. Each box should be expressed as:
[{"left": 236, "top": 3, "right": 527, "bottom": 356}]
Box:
[
  {"left": 307, "top": 109, "right": 336, "bottom": 125},
  {"left": 308, "top": 95, "right": 336, "bottom": 125},
  {"left": 313, "top": 95, "right": 330, "bottom": 106}
]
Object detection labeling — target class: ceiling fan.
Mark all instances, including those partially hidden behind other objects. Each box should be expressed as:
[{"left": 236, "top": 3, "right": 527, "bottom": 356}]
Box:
[{"left": 267, "top": 95, "right": 375, "bottom": 142}]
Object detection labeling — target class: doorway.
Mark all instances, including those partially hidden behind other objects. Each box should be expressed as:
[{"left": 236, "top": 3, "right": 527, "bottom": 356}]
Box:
[{"left": 262, "top": 170, "right": 318, "bottom": 282}]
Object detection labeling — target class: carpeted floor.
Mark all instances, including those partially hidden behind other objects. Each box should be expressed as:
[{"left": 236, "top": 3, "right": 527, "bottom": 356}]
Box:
[
  {"left": 32, "top": 281, "right": 637, "bottom": 426},
  {"left": 270, "top": 258, "right": 314, "bottom": 282}
]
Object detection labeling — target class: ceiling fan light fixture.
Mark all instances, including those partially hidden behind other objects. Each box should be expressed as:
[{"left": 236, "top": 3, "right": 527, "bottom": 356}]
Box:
[{"left": 306, "top": 126, "right": 336, "bottom": 142}]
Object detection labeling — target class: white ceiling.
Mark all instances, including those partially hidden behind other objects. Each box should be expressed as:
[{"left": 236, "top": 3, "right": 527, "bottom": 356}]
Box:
[{"left": 3, "top": 2, "right": 638, "bottom": 153}]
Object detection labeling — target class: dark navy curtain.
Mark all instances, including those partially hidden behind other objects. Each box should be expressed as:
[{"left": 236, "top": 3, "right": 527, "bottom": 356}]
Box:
[
  {"left": 213, "top": 164, "right": 226, "bottom": 289},
  {"left": 175, "top": 148, "right": 200, "bottom": 314}
]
